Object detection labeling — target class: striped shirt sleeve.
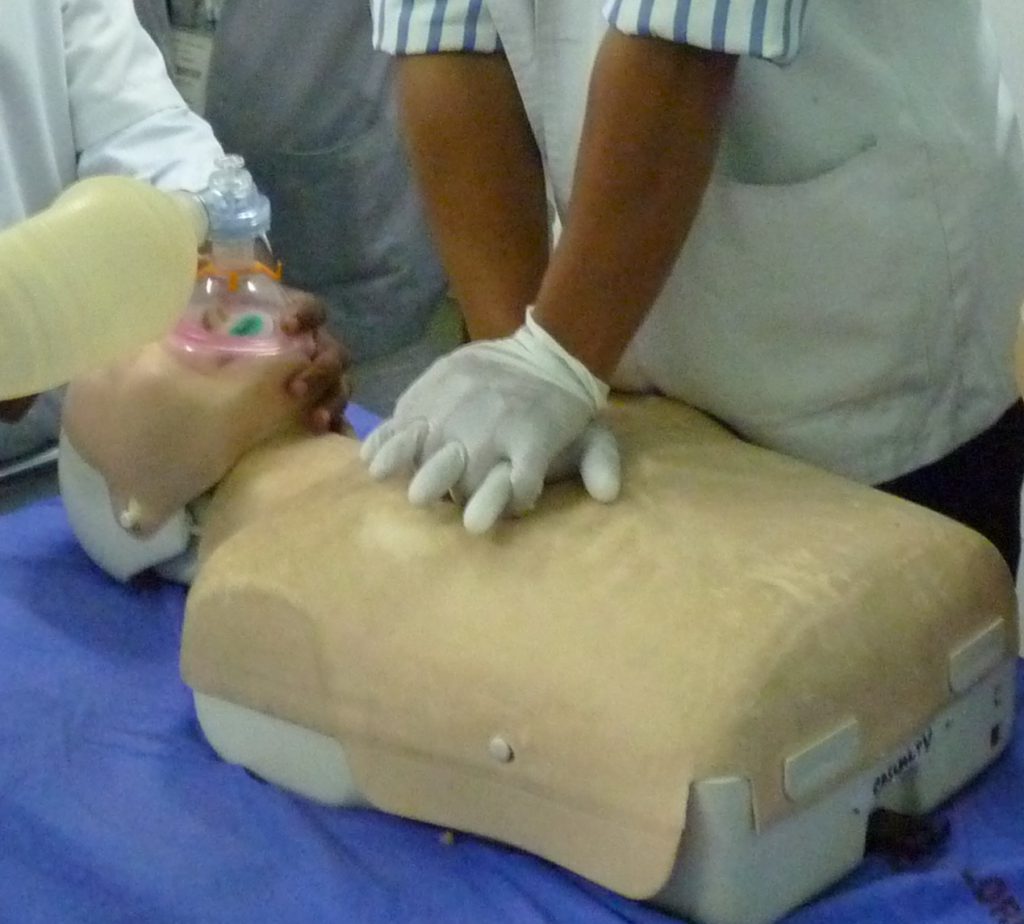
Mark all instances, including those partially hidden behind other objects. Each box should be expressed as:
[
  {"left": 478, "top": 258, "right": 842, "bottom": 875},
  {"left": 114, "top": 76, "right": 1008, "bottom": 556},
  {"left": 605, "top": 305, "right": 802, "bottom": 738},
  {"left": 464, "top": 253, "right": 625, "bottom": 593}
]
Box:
[
  {"left": 372, "top": 0, "right": 501, "bottom": 55},
  {"left": 603, "top": 0, "right": 811, "bottom": 63}
]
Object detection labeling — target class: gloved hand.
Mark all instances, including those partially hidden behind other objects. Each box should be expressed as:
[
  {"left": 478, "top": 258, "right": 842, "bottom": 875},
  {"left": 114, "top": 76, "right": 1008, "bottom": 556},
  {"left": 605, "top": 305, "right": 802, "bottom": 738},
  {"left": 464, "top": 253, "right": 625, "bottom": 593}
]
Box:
[{"left": 360, "top": 309, "right": 621, "bottom": 533}]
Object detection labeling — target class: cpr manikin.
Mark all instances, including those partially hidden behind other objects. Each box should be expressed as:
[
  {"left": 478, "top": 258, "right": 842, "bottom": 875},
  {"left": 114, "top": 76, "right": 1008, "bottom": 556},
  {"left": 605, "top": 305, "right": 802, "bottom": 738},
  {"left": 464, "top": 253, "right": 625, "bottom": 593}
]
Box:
[
  {"left": 59, "top": 156, "right": 314, "bottom": 582},
  {"left": 51, "top": 191, "right": 1024, "bottom": 924},
  {"left": 177, "top": 397, "right": 1017, "bottom": 924}
]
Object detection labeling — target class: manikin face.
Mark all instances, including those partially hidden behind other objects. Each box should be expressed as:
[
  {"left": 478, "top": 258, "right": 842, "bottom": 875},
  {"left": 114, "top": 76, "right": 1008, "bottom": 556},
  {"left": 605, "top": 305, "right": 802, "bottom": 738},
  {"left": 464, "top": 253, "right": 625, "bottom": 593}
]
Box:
[{"left": 62, "top": 336, "right": 310, "bottom": 537}]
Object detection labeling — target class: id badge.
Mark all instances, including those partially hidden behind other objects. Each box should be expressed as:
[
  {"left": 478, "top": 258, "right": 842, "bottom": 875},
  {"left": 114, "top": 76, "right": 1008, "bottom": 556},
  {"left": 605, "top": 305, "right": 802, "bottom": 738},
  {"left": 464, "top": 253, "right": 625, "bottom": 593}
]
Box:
[{"left": 170, "top": 27, "right": 215, "bottom": 115}]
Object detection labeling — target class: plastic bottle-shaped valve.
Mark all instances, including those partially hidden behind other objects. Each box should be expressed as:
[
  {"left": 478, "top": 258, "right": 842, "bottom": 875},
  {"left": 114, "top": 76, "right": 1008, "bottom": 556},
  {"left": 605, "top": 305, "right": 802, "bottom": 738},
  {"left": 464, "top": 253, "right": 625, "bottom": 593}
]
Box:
[
  {"left": 167, "top": 155, "right": 302, "bottom": 361},
  {"left": 0, "top": 176, "right": 207, "bottom": 399}
]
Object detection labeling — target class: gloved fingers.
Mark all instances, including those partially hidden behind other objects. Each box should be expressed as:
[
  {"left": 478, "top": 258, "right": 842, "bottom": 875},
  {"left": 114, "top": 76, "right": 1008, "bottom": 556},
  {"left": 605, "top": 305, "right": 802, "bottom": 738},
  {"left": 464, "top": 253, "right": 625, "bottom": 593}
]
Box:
[
  {"left": 463, "top": 462, "right": 513, "bottom": 534},
  {"left": 366, "top": 420, "right": 429, "bottom": 480},
  {"left": 507, "top": 443, "right": 549, "bottom": 516},
  {"left": 578, "top": 423, "right": 621, "bottom": 503},
  {"left": 359, "top": 419, "right": 396, "bottom": 463},
  {"left": 408, "top": 442, "right": 468, "bottom": 506},
  {"left": 419, "top": 418, "right": 453, "bottom": 467}
]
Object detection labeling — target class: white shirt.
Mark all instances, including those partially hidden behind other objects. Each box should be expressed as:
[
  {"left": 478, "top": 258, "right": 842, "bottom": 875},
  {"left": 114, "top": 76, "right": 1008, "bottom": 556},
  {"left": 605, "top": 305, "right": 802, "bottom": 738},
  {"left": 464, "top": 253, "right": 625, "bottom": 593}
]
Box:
[
  {"left": 373, "top": 0, "right": 1024, "bottom": 485},
  {"left": 0, "top": 0, "right": 223, "bottom": 231},
  {"left": 375, "top": 0, "right": 806, "bottom": 60}
]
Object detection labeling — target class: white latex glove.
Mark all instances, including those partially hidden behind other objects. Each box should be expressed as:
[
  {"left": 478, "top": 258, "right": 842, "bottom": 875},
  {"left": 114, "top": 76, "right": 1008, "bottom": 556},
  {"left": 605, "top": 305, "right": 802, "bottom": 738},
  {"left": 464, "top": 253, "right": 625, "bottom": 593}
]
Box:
[{"left": 360, "top": 308, "right": 621, "bottom": 533}]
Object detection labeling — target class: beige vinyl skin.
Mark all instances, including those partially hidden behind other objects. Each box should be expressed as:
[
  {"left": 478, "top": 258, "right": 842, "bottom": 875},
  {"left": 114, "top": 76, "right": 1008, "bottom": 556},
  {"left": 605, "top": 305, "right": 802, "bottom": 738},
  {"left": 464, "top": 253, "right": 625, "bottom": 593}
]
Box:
[{"left": 181, "top": 397, "right": 1017, "bottom": 899}]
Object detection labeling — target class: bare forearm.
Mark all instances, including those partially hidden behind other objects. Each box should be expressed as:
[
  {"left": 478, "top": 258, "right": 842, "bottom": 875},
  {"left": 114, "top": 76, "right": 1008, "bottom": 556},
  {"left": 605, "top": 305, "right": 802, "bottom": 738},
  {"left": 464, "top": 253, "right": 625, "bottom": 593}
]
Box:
[
  {"left": 534, "top": 30, "right": 737, "bottom": 380},
  {"left": 396, "top": 53, "right": 549, "bottom": 339}
]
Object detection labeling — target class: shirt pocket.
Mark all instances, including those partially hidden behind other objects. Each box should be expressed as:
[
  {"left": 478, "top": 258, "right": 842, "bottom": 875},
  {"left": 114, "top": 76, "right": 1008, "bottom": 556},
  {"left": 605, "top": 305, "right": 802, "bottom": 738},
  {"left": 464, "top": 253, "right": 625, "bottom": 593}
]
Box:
[{"left": 634, "top": 139, "right": 954, "bottom": 429}]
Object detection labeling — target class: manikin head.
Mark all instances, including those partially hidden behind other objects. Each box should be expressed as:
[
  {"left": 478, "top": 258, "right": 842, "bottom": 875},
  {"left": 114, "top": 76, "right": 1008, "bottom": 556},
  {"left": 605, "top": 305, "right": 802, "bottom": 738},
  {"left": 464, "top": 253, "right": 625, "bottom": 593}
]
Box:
[{"left": 59, "top": 328, "right": 312, "bottom": 582}]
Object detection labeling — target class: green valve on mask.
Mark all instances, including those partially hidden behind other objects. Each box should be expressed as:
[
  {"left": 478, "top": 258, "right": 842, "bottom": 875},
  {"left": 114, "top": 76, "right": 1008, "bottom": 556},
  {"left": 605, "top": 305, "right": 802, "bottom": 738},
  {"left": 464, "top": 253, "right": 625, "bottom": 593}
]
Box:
[{"left": 228, "top": 313, "right": 266, "bottom": 337}]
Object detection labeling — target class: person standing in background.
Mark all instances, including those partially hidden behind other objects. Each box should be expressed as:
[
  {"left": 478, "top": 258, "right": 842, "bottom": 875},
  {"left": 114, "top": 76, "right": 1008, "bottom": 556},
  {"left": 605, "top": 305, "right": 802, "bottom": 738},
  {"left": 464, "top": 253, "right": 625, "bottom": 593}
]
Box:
[
  {"left": 0, "top": 0, "right": 346, "bottom": 473},
  {"left": 136, "top": 0, "right": 453, "bottom": 415},
  {"left": 362, "top": 0, "right": 1024, "bottom": 565}
]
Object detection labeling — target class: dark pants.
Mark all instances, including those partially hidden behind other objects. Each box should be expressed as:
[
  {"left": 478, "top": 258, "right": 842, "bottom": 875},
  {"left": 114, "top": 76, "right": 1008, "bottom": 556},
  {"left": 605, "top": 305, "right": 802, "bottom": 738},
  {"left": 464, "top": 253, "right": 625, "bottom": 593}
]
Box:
[{"left": 876, "top": 401, "right": 1024, "bottom": 575}]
